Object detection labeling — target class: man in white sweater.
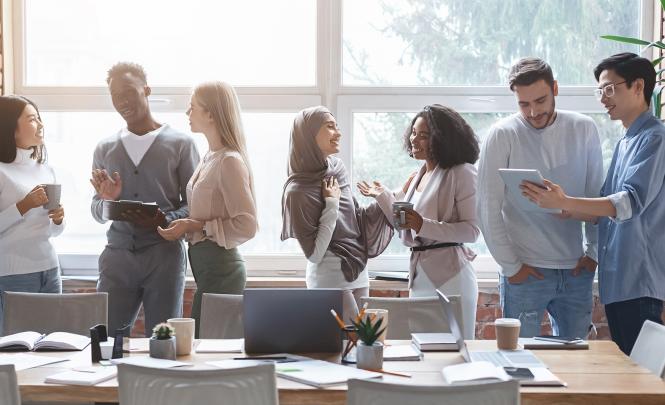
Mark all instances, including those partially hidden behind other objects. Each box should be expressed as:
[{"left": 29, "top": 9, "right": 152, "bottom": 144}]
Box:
[{"left": 477, "top": 58, "right": 604, "bottom": 338}]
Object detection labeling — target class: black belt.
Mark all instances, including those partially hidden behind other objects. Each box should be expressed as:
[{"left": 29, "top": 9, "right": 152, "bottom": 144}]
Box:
[{"left": 410, "top": 242, "right": 462, "bottom": 252}]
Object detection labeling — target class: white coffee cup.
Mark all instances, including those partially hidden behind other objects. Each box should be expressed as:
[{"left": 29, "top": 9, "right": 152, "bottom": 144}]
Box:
[
  {"left": 364, "top": 309, "right": 389, "bottom": 343},
  {"left": 167, "top": 318, "right": 195, "bottom": 356},
  {"left": 495, "top": 318, "right": 521, "bottom": 350}
]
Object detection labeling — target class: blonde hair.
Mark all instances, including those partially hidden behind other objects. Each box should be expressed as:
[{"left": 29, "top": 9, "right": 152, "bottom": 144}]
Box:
[{"left": 193, "top": 81, "right": 255, "bottom": 201}]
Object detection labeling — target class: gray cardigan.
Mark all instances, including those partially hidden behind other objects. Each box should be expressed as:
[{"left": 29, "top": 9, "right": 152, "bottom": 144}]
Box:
[{"left": 91, "top": 125, "right": 200, "bottom": 250}]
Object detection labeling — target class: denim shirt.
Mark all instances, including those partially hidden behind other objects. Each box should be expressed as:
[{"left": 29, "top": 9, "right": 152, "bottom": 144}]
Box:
[{"left": 598, "top": 111, "right": 665, "bottom": 304}]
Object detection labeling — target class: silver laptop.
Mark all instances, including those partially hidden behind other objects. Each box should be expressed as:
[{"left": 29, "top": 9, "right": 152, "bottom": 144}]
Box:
[
  {"left": 243, "top": 288, "right": 343, "bottom": 354},
  {"left": 436, "top": 289, "right": 545, "bottom": 368}
]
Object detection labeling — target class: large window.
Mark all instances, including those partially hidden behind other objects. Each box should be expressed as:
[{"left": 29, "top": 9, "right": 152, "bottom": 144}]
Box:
[{"left": 9, "top": 0, "right": 655, "bottom": 277}]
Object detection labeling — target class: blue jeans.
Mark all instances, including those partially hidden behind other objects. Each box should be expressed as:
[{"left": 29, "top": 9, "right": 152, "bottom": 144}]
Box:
[
  {"left": 500, "top": 267, "right": 594, "bottom": 338},
  {"left": 0, "top": 267, "right": 62, "bottom": 335}
]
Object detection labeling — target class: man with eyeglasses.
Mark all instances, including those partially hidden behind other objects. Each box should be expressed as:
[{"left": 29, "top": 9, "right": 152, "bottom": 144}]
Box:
[
  {"left": 477, "top": 57, "right": 604, "bottom": 339},
  {"left": 520, "top": 53, "right": 665, "bottom": 355}
]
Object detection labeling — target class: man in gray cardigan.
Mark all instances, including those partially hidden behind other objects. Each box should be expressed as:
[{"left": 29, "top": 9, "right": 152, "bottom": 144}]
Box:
[{"left": 90, "top": 62, "right": 199, "bottom": 336}]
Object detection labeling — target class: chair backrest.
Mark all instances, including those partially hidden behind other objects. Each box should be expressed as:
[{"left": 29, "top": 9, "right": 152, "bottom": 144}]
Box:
[
  {"left": 347, "top": 379, "right": 519, "bottom": 405},
  {"left": 117, "top": 363, "right": 278, "bottom": 405},
  {"left": 0, "top": 364, "right": 20, "bottom": 405},
  {"left": 359, "top": 295, "right": 462, "bottom": 339},
  {"left": 2, "top": 292, "right": 107, "bottom": 336},
  {"left": 200, "top": 293, "right": 244, "bottom": 339},
  {"left": 630, "top": 320, "right": 665, "bottom": 378}
]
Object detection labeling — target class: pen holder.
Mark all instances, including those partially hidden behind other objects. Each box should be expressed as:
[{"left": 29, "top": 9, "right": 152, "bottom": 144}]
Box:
[{"left": 341, "top": 325, "right": 358, "bottom": 364}]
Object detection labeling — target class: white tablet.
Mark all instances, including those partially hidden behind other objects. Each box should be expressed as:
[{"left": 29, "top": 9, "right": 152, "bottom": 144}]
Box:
[{"left": 497, "top": 169, "right": 561, "bottom": 214}]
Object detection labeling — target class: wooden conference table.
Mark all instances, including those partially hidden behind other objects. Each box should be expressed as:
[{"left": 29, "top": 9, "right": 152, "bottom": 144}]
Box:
[{"left": 16, "top": 339, "right": 665, "bottom": 405}]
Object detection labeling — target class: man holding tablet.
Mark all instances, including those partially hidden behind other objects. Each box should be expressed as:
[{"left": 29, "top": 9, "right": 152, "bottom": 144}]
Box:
[
  {"left": 521, "top": 53, "right": 665, "bottom": 355},
  {"left": 477, "top": 57, "right": 604, "bottom": 339}
]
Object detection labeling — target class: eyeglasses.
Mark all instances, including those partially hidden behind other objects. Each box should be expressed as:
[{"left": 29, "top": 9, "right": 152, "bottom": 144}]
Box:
[{"left": 594, "top": 81, "right": 627, "bottom": 100}]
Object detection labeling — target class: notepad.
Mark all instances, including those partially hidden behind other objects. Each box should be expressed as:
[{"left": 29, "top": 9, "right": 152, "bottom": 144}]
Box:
[
  {"left": 45, "top": 366, "right": 117, "bottom": 386},
  {"left": 0, "top": 331, "right": 90, "bottom": 351},
  {"left": 411, "top": 333, "right": 457, "bottom": 351},
  {"left": 195, "top": 339, "right": 244, "bottom": 353}
]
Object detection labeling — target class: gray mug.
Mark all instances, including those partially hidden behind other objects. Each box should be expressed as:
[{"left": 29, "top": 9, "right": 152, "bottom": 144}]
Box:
[
  {"left": 391, "top": 201, "right": 414, "bottom": 228},
  {"left": 42, "top": 184, "right": 61, "bottom": 210}
]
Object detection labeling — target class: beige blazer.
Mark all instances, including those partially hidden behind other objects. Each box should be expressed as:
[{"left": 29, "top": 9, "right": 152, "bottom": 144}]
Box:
[
  {"left": 187, "top": 148, "right": 257, "bottom": 249},
  {"left": 377, "top": 163, "right": 479, "bottom": 288}
]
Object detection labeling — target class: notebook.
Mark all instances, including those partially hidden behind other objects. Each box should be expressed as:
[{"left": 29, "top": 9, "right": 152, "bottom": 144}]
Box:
[
  {"left": 442, "top": 361, "right": 565, "bottom": 386},
  {"left": 195, "top": 339, "right": 244, "bottom": 353},
  {"left": 411, "top": 333, "right": 458, "bottom": 351},
  {"left": 519, "top": 337, "right": 589, "bottom": 350},
  {"left": 0, "top": 353, "right": 67, "bottom": 370},
  {"left": 0, "top": 331, "right": 90, "bottom": 351},
  {"left": 110, "top": 356, "right": 190, "bottom": 368},
  {"left": 45, "top": 366, "right": 118, "bottom": 386}
]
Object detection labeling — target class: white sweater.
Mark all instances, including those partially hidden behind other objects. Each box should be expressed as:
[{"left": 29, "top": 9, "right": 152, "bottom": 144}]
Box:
[
  {"left": 0, "top": 148, "right": 64, "bottom": 276},
  {"left": 477, "top": 111, "right": 603, "bottom": 277}
]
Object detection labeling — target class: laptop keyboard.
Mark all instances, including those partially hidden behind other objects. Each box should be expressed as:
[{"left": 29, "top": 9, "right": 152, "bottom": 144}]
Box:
[{"left": 470, "top": 351, "right": 511, "bottom": 367}]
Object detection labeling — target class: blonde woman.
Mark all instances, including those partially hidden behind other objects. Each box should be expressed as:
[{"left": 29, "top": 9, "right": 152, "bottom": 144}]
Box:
[{"left": 158, "top": 82, "right": 257, "bottom": 336}]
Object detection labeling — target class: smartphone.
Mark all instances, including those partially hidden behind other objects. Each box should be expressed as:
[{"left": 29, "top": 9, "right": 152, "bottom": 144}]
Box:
[
  {"left": 534, "top": 335, "right": 584, "bottom": 344},
  {"left": 503, "top": 367, "right": 534, "bottom": 380}
]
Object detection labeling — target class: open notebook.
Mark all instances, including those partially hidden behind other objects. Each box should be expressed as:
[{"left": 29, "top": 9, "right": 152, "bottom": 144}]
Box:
[
  {"left": 0, "top": 331, "right": 90, "bottom": 351},
  {"left": 442, "top": 361, "right": 565, "bottom": 387}
]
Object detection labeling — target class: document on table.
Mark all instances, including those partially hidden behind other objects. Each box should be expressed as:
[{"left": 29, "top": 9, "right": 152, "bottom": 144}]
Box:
[
  {"left": 0, "top": 353, "right": 67, "bottom": 370},
  {"left": 195, "top": 339, "right": 244, "bottom": 353},
  {"left": 45, "top": 366, "right": 117, "bottom": 386},
  {"left": 110, "top": 356, "right": 190, "bottom": 368}
]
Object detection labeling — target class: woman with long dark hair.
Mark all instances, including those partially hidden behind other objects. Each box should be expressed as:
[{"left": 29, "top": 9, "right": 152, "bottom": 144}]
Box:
[{"left": 0, "top": 95, "right": 65, "bottom": 333}]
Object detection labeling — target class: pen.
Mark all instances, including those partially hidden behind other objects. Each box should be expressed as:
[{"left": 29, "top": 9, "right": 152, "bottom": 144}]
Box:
[
  {"left": 330, "top": 309, "right": 346, "bottom": 329},
  {"left": 365, "top": 368, "right": 411, "bottom": 378},
  {"left": 232, "top": 356, "right": 288, "bottom": 360}
]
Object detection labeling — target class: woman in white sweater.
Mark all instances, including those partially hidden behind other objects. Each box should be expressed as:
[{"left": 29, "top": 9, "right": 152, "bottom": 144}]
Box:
[{"left": 0, "top": 96, "right": 65, "bottom": 332}]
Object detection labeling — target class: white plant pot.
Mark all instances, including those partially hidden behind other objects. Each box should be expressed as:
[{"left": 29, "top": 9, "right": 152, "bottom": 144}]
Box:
[
  {"left": 356, "top": 342, "right": 383, "bottom": 370},
  {"left": 149, "top": 336, "right": 176, "bottom": 360}
]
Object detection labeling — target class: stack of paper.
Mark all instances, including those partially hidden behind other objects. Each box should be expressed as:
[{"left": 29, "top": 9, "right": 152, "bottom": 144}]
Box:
[
  {"left": 411, "top": 333, "right": 457, "bottom": 351},
  {"left": 45, "top": 367, "right": 117, "bottom": 386}
]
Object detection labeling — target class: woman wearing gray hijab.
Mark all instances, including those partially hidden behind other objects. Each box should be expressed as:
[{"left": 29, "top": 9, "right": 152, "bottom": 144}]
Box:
[{"left": 281, "top": 106, "right": 393, "bottom": 315}]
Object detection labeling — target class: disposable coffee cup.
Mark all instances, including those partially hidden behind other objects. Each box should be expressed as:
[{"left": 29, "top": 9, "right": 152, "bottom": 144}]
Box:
[
  {"left": 391, "top": 201, "right": 414, "bottom": 228},
  {"left": 495, "top": 318, "right": 521, "bottom": 350},
  {"left": 42, "top": 184, "right": 61, "bottom": 210},
  {"left": 364, "top": 309, "right": 389, "bottom": 343},
  {"left": 167, "top": 318, "right": 195, "bottom": 356}
]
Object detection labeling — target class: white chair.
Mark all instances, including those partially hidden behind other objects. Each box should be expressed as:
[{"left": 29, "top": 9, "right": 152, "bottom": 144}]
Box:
[
  {"left": 630, "top": 320, "right": 665, "bottom": 378},
  {"left": 199, "top": 293, "right": 244, "bottom": 339},
  {"left": 0, "top": 364, "right": 20, "bottom": 405},
  {"left": 359, "top": 296, "right": 462, "bottom": 339},
  {"left": 2, "top": 292, "right": 107, "bottom": 335},
  {"left": 347, "top": 379, "right": 520, "bottom": 405},
  {"left": 117, "top": 363, "right": 278, "bottom": 405}
]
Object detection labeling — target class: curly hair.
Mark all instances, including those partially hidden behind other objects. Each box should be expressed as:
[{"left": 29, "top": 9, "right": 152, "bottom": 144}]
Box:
[
  {"left": 403, "top": 104, "right": 479, "bottom": 169},
  {"left": 106, "top": 61, "right": 148, "bottom": 85}
]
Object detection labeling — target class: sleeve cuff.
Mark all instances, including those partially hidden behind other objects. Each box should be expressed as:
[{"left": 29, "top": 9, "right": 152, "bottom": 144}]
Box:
[{"left": 608, "top": 191, "right": 632, "bottom": 222}]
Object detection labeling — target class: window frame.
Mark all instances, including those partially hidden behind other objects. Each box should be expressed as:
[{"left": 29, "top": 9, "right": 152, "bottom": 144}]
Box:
[{"left": 7, "top": 0, "right": 658, "bottom": 279}]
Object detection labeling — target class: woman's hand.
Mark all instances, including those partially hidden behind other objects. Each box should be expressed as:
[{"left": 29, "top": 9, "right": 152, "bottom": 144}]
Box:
[
  {"left": 520, "top": 179, "right": 568, "bottom": 209},
  {"left": 157, "top": 219, "right": 202, "bottom": 241},
  {"left": 322, "top": 177, "right": 341, "bottom": 199},
  {"left": 400, "top": 208, "right": 424, "bottom": 233},
  {"left": 90, "top": 169, "right": 122, "bottom": 201},
  {"left": 16, "top": 185, "right": 48, "bottom": 216},
  {"left": 356, "top": 180, "right": 385, "bottom": 198},
  {"left": 48, "top": 205, "right": 65, "bottom": 225}
]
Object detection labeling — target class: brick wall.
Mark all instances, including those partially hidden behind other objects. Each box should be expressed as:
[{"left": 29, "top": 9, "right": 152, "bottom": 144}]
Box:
[{"left": 63, "top": 284, "right": 665, "bottom": 339}]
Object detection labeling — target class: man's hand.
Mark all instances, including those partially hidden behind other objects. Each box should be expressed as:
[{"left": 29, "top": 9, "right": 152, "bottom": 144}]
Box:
[
  {"left": 90, "top": 169, "right": 122, "bottom": 201},
  {"left": 121, "top": 209, "right": 166, "bottom": 229},
  {"left": 48, "top": 205, "right": 65, "bottom": 225},
  {"left": 508, "top": 264, "right": 544, "bottom": 284},
  {"left": 157, "top": 219, "right": 203, "bottom": 241},
  {"left": 572, "top": 255, "right": 597, "bottom": 276},
  {"left": 520, "top": 179, "right": 568, "bottom": 209},
  {"left": 16, "top": 185, "right": 48, "bottom": 215}
]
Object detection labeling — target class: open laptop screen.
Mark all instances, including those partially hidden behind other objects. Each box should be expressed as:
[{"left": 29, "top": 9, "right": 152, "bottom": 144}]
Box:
[{"left": 436, "top": 289, "right": 471, "bottom": 362}]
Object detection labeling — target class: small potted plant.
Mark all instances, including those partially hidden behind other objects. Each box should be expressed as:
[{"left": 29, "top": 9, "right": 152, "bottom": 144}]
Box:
[
  {"left": 352, "top": 316, "right": 385, "bottom": 370},
  {"left": 149, "top": 322, "right": 176, "bottom": 360}
]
